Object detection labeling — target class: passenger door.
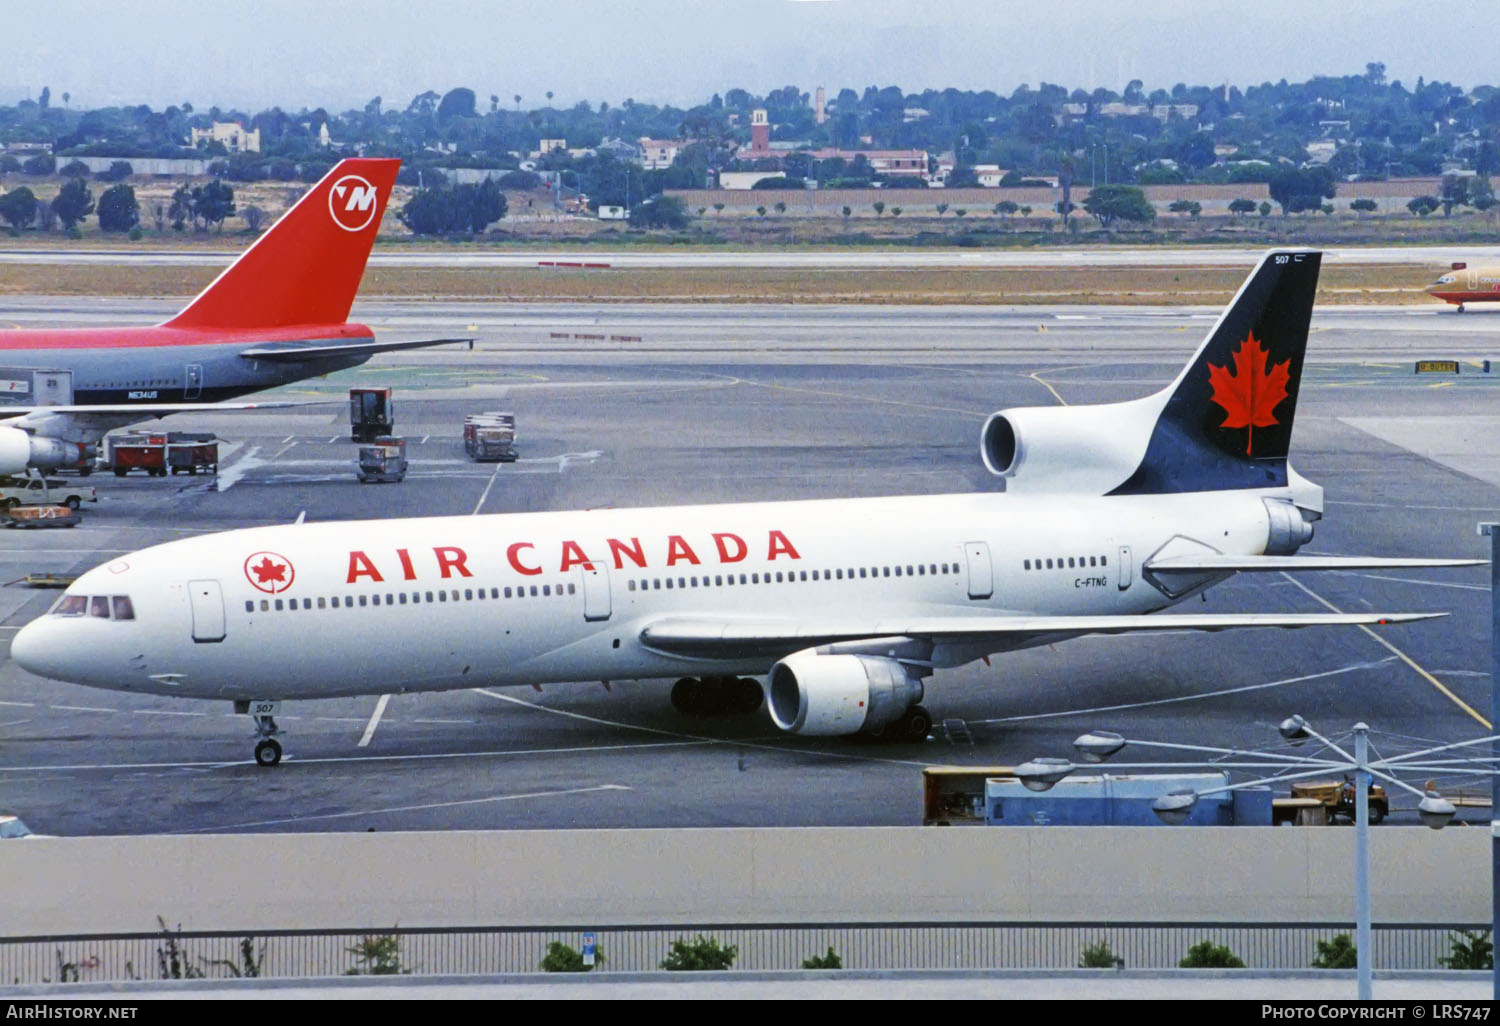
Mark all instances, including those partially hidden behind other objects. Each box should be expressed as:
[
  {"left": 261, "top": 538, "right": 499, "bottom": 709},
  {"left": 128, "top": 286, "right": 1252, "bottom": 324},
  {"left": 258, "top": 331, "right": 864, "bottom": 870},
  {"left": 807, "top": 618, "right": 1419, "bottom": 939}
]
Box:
[
  {"left": 188, "top": 580, "right": 225, "bottom": 642},
  {"left": 184, "top": 364, "right": 203, "bottom": 401},
  {"left": 963, "top": 541, "right": 993, "bottom": 600},
  {"left": 581, "top": 563, "right": 611, "bottom": 622}
]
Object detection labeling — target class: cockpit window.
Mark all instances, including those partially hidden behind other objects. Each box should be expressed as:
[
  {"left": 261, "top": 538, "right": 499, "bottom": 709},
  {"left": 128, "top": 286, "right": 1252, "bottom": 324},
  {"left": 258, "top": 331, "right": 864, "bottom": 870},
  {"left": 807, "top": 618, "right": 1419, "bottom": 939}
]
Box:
[
  {"left": 89, "top": 597, "right": 110, "bottom": 619},
  {"left": 52, "top": 595, "right": 86, "bottom": 616},
  {"left": 1435, "top": 275, "right": 1456, "bottom": 285},
  {"left": 111, "top": 596, "right": 135, "bottom": 621}
]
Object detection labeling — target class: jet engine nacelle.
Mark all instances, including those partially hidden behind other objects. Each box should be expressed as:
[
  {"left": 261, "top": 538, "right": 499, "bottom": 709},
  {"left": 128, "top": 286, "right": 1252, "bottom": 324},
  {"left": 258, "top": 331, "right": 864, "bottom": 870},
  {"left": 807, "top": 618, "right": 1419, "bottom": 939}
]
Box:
[
  {"left": 0, "top": 426, "right": 78, "bottom": 475},
  {"left": 979, "top": 394, "right": 1162, "bottom": 495},
  {"left": 767, "top": 651, "right": 924, "bottom": 736}
]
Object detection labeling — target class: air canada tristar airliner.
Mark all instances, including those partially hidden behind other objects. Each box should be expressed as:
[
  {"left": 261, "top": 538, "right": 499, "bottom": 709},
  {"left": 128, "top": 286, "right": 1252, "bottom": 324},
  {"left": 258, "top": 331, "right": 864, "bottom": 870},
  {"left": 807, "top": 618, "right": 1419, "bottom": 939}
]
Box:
[
  {"left": 10, "top": 250, "right": 1482, "bottom": 765},
  {"left": 0, "top": 157, "right": 459, "bottom": 475}
]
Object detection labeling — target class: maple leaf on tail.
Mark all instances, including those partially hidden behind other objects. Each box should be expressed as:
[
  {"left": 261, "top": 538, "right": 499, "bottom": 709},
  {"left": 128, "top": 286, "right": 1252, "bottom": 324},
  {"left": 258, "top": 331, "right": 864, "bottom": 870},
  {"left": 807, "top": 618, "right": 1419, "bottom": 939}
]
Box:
[{"left": 1206, "top": 331, "right": 1291, "bottom": 456}]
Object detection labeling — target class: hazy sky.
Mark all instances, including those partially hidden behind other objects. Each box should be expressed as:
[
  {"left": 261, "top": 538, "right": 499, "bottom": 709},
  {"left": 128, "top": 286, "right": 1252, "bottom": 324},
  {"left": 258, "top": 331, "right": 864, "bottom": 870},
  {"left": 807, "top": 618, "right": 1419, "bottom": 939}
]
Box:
[{"left": 7, "top": 0, "right": 1499, "bottom": 114}]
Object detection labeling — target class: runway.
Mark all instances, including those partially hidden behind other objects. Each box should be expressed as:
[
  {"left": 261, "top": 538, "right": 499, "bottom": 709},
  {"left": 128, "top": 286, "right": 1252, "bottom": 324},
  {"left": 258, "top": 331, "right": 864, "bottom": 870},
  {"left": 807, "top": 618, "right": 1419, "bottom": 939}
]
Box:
[
  {"left": 0, "top": 243, "right": 1499, "bottom": 269},
  {"left": 0, "top": 300, "right": 1496, "bottom": 836}
]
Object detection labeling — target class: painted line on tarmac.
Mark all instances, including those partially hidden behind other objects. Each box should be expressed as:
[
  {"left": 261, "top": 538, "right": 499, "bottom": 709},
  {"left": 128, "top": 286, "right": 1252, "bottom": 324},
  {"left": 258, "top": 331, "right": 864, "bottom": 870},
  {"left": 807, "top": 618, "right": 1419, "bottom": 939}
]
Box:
[
  {"left": 358, "top": 694, "right": 390, "bottom": 748},
  {"left": 1280, "top": 572, "right": 1490, "bottom": 729},
  {"left": 1336, "top": 572, "right": 1490, "bottom": 593},
  {"left": 974, "top": 658, "right": 1398, "bottom": 726},
  {"left": 472, "top": 460, "right": 504, "bottom": 515},
  {"left": 0, "top": 719, "right": 32, "bottom": 729},
  {"left": 178, "top": 784, "right": 633, "bottom": 833},
  {"left": 472, "top": 688, "right": 932, "bottom": 768}
]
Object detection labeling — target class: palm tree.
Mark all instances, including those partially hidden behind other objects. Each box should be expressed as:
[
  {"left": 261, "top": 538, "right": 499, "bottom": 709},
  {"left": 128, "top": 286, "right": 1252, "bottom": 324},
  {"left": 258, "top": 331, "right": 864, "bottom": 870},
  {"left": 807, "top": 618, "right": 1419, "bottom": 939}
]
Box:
[
  {"left": 773, "top": 201, "right": 786, "bottom": 216},
  {"left": 713, "top": 202, "right": 725, "bottom": 216},
  {"left": 513, "top": 94, "right": 522, "bottom": 110},
  {"left": 936, "top": 202, "right": 948, "bottom": 217},
  {"left": 873, "top": 201, "right": 885, "bottom": 217}
]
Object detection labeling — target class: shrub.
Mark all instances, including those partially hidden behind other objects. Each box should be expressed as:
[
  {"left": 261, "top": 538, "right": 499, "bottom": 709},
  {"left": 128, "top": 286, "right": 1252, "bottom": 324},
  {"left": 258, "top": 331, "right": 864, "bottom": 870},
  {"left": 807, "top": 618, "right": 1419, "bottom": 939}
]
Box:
[
  {"left": 345, "top": 932, "right": 411, "bottom": 975},
  {"left": 1179, "top": 940, "right": 1246, "bottom": 968},
  {"left": 1079, "top": 940, "right": 1124, "bottom": 968},
  {"left": 661, "top": 935, "right": 737, "bottom": 971},
  {"left": 1311, "top": 933, "right": 1358, "bottom": 969},
  {"left": 539, "top": 940, "right": 602, "bottom": 972},
  {"left": 1438, "top": 930, "right": 1492, "bottom": 970},
  {"left": 801, "top": 947, "right": 842, "bottom": 970}
]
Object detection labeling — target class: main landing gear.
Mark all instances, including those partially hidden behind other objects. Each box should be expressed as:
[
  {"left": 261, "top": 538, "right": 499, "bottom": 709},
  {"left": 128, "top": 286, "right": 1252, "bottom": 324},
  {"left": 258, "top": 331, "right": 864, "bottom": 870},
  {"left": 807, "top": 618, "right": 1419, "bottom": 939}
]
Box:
[
  {"left": 862, "top": 704, "right": 933, "bottom": 744},
  {"left": 234, "top": 699, "right": 285, "bottom": 767},
  {"left": 670, "top": 676, "right": 764, "bottom": 717}
]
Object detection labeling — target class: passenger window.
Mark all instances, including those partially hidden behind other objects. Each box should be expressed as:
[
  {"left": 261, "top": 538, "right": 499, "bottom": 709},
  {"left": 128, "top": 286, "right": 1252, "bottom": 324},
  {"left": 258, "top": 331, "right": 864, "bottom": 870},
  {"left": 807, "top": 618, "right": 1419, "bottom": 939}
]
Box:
[
  {"left": 835, "top": 569, "right": 843, "bottom": 580},
  {"left": 438, "top": 592, "right": 446, "bottom": 602},
  {"left": 371, "top": 595, "right": 380, "bottom": 606},
  {"left": 1101, "top": 556, "right": 1108, "bottom": 566},
  {"left": 331, "top": 597, "right": 340, "bottom": 608},
  {"left": 358, "top": 595, "right": 368, "bottom": 607},
  {"left": 678, "top": 577, "right": 686, "bottom": 588},
  {"left": 318, "top": 597, "right": 326, "bottom": 609},
  {"left": 261, "top": 599, "right": 271, "bottom": 611},
  {"left": 345, "top": 595, "right": 354, "bottom": 606},
  {"left": 426, "top": 591, "right": 434, "bottom": 602},
  {"left": 275, "top": 599, "right": 284, "bottom": 611},
  {"left": 244, "top": 600, "right": 254, "bottom": 613},
  {"left": 628, "top": 580, "right": 636, "bottom": 592},
  {"left": 529, "top": 586, "right": 538, "bottom": 597},
  {"left": 398, "top": 594, "right": 407, "bottom": 605},
  {"left": 504, "top": 587, "right": 512, "bottom": 598}
]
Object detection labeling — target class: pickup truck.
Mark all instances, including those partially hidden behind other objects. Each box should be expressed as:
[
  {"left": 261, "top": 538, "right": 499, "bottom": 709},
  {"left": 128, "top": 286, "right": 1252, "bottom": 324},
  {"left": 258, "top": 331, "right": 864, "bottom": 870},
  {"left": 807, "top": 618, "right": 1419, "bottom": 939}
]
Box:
[{"left": 0, "top": 475, "right": 98, "bottom": 510}]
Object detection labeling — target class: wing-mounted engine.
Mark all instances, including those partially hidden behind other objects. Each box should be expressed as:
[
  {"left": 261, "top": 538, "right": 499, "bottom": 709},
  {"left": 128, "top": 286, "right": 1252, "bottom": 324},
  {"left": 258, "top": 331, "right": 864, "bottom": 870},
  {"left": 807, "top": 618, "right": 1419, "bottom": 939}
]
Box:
[
  {"left": 0, "top": 426, "right": 82, "bottom": 475},
  {"left": 979, "top": 393, "right": 1166, "bottom": 495},
  {"left": 767, "top": 648, "right": 925, "bottom": 736}
]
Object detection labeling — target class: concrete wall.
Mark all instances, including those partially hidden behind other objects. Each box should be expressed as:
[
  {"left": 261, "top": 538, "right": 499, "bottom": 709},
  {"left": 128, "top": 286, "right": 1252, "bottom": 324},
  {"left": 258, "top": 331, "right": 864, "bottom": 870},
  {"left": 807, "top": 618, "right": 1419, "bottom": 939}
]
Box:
[{"left": 0, "top": 827, "right": 1487, "bottom": 936}]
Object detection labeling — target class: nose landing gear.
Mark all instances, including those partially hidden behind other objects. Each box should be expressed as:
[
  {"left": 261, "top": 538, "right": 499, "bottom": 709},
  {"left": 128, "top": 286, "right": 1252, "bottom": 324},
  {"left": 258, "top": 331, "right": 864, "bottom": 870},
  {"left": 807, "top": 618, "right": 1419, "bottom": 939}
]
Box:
[{"left": 234, "top": 699, "right": 285, "bottom": 767}]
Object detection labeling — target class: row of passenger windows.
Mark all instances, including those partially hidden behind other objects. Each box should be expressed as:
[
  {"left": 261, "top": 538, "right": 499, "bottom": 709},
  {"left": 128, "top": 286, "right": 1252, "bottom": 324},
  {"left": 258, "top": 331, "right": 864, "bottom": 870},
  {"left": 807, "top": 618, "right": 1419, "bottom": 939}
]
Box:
[
  {"left": 627, "top": 562, "right": 957, "bottom": 591},
  {"left": 1024, "top": 555, "right": 1108, "bottom": 571},
  {"left": 246, "top": 582, "right": 578, "bottom": 613},
  {"left": 50, "top": 594, "right": 136, "bottom": 620}
]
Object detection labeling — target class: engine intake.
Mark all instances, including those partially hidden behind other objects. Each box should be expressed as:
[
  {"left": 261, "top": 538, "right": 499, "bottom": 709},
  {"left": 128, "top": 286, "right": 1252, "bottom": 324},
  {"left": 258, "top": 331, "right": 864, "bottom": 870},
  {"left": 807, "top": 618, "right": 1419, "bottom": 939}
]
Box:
[
  {"left": 978, "top": 398, "right": 1160, "bottom": 495},
  {"left": 768, "top": 651, "right": 923, "bottom": 736}
]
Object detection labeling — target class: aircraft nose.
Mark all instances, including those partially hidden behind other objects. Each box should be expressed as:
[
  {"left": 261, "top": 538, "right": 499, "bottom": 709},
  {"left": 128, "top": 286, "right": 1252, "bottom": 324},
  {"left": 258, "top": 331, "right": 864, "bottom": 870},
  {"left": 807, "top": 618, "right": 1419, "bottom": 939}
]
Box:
[{"left": 10, "top": 617, "right": 71, "bottom": 680}]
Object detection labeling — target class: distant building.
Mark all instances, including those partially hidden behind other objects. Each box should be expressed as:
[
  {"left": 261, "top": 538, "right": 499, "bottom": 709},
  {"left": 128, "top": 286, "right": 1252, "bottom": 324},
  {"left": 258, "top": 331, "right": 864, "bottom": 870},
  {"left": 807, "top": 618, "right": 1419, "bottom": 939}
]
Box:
[
  {"left": 597, "top": 204, "right": 627, "bottom": 220},
  {"left": 750, "top": 109, "right": 770, "bottom": 150},
  {"left": 1304, "top": 140, "right": 1337, "bottom": 165},
  {"left": 638, "top": 138, "right": 682, "bottom": 170},
  {"left": 815, "top": 86, "right": 826, "bottom": 125},
  {"left": 533, "top": 139, "right": 567, "bottom": 158},
  {"left": 190, "top": 122, "right": 260, "bottom": 153}
]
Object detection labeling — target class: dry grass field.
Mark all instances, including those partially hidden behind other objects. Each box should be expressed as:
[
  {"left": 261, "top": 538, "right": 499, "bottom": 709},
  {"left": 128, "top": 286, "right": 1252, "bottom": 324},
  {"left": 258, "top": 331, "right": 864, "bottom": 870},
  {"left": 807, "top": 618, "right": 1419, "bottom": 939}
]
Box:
[{"left": 0, "top": 261, "right": 1441, "bottom": 306}]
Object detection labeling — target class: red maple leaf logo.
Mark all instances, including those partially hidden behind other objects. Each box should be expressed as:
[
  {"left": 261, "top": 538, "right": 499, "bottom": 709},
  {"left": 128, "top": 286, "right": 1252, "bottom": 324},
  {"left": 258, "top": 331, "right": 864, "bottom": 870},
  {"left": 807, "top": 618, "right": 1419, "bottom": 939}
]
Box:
[
  {"left": 251, "top": 557, "right": 286, "bottom": 584},
  {"left": 244, "top": 551, "right": 295, "bottom": 594},
  {"left": 1207, "top": 332, "right": 1290, "bottom": 456}
]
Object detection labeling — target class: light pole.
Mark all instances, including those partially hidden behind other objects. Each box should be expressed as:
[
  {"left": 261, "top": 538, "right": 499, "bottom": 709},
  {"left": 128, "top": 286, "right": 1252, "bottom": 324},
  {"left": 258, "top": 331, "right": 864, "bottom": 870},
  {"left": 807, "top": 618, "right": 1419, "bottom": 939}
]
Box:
[
  {"left": 1479, "top": 520, "right": 1500, "bottom": 1001},
  {"left": 1019, "top": 719, "right": 1496, "bottom": 999}
]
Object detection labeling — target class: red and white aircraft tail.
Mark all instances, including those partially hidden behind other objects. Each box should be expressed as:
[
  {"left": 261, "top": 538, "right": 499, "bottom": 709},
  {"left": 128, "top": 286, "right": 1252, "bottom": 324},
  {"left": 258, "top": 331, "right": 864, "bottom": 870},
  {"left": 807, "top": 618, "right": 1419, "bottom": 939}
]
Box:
[{"left": 165, "top": 158, "right": 399, "bottom": 331}]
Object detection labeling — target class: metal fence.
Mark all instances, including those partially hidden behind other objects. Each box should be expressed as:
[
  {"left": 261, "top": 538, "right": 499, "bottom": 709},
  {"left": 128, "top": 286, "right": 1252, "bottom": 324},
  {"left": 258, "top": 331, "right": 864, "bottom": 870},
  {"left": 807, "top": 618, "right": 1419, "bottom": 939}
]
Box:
[{"left": 0, "top": 922, "right": 1488, "bottom": 984}]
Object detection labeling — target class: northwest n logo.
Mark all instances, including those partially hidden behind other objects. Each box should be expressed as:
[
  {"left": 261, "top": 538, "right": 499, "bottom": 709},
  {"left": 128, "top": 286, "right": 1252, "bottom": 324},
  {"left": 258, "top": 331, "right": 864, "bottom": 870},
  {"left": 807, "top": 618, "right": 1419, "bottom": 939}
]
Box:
[
  {"left": 328, "top": 174, "right": 379, "bottom": 232},
  {"left": 245, "top": 552, "right": 295, "bottom": 594}
]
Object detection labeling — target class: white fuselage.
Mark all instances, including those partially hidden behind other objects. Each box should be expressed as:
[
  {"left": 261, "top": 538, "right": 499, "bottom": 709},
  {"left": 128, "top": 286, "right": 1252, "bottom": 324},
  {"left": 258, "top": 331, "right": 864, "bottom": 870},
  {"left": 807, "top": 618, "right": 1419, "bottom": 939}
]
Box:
[{"left": 17, "top": 487, "right": 1284, "bottom": 701}]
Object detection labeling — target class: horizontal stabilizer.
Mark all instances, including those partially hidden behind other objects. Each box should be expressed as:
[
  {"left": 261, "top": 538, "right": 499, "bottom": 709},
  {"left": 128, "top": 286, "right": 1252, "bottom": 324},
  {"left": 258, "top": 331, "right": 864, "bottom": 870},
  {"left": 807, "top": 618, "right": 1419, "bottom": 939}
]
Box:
[
  {"left": 239, "top": 337, "right": 473, "bottom": 362},
  {"left": 1146, "top": 554, "right": 1486, "bottom": 574},
  {"left": 640, "top": 611, "right": 1444, "bottom": 659}
]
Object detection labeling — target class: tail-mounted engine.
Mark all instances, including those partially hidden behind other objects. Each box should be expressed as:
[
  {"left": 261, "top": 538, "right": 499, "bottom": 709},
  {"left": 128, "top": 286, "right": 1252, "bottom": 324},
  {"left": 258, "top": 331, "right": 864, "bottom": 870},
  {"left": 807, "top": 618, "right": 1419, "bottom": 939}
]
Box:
[{"left": 979, "top": 395, "right": 1163, "bottom": 495}]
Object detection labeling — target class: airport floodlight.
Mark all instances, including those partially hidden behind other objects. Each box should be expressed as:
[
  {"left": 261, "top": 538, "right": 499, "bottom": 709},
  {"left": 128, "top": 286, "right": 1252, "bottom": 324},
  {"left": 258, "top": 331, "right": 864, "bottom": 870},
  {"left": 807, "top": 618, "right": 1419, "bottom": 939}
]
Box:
[
  {"left": 1073, "top": 730, "right": 1126, "bottom": 763},
  {"left": 1417, "top": 792, "right": 1457, "bottom": 831},
  {"left": 1278, "top": 714, "right": 1310, "bottom": 745},
  {"left": 1015, "top": 757, "right": 1075, "bottom": 792},
  {"left": 1152, "top": 788, "right": 1199, "bottom": 826}
]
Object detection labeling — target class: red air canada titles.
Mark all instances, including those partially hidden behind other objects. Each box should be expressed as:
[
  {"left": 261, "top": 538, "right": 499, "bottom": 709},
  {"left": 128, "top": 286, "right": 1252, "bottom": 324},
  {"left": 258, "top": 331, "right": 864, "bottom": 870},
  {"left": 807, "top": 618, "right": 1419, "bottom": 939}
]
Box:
[{"left": 343, "top": 530, "right": 802, "bottom": 584}]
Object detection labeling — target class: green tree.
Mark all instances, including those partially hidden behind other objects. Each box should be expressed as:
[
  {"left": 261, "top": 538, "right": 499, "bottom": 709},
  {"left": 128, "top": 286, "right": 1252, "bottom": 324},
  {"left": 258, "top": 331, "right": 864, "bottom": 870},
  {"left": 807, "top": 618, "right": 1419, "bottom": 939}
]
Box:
[
  {"left": 1268, "top": 165, "right": 1335, "bottom": 214},
  {"left": 840, "top": 205, "right": 851, "bottom": 227},
  {"left": 0, "top": 187, "right": 39, "bottom": 229},
  {"left": 994, "top": 200, "right": 1019, "bottom": 218},
  {"left": 436, "top": 87, "right": 477, "bottom": 121},
  {"left": 1407, "top": 195, "right": 1440, "bottom": 217},
  {"left": 1438, "top": 929, "right": 1493, "bottom": 970},
  {"left": 168, "top": 185, "right": 192, "bottom": 231},
  {"left": 59, "top": 159, "right": 90, "bottom": 178},
  {"left": 51, "top": 178, "right": 94, "bottom": 229},
  {"left": 21, "top": 154, "right": 55, "bottom": 176},
  {"left": 954, "top": 208, "right": 967, "bottom": 218},
  {"left": 872, "top": 201, "right": 885, "bottom": 217},
  {"left": 1228, "top": 198, "right": 1258, "bottom": 216},
  {"left": 1168, "top": 199, "right": 1202, "bottom": 218},
  {"left": 1079, "top": 940, "right": 1124, "bottom": 968},
  {"left": 190, "top": 180, "right": 237, "bottom": 231},
  {"left": 97, "top": 161, "right": 134, "bottom": 183},
  {"left": 713, "top": 202, "right": 725, "bottom": 216},
  {"left": 890, "top": 206, "right": 902, "bottom": 217},
  {"left": 661, "top": 935, "right": 737, "bottom": 971},
  {"left": 1311, "top": 934, "right": 1358, "bottom": 969},
  {"left": 539, "top": 941, "right": 603, "bottom": 972},
  {"left": 629, "top": 195, "right": 688, "bottom": 229},
  {"left": 96, "top": 183, "right": 139, "bottom": 232},
  {"left": 935, "top": 202, "right": 948, "bottom": 217},
  {"left": 773, "top": 201, "right": 786, "bottom": 215},
  {"left": 1258, "top": 201, "right": 1272, "bottom": 217},
  {"left": 241, "top": 205, "right": 266, "bottom": 232},
  {"left": 1083, "top": 184, "right": 1156, "bottom": 227},
  {"left": 1179, "top": 940, "right": 1246, "bottom": 968},
  {"left": 801, "top": 947, "right": 842, "bottom": 970},
  {"left": 1349, "top": 198, "right": 1378, "bottom": 216}
]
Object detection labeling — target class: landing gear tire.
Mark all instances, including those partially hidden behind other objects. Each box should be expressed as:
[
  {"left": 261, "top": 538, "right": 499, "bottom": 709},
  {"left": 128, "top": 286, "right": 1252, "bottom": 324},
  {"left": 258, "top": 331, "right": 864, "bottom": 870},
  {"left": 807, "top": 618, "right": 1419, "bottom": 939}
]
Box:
[
  {"left": 671, "top": 677, "right": 699, "bottom": 714},
  {"left": 1457, "top": 303, "right": 1466, "bottom": 313},
  {"left": 254, "top": 739, "right": 282, "bottom": 767},
  {"left": 899, "top": 705, "right": 933, "bottom": 743}
]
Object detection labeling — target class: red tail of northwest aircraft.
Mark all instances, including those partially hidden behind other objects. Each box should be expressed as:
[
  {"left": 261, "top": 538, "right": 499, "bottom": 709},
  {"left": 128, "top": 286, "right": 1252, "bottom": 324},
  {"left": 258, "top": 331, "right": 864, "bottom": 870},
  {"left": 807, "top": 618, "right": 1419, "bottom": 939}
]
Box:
[{"left": 0, "top": 157, "right": 462, "bottom": 475}]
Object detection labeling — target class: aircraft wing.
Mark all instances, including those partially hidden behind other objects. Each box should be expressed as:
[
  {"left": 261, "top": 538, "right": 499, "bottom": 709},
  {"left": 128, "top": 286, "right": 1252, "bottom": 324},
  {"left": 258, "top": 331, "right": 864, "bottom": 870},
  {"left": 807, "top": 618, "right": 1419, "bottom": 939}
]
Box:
[
  {"left": 0, "top": 400, "right": 319, "bottom": 419},
  {"left": 638, "top": 611, "right": 1444, "bottom": 660},
  {"left": 1145, "top": 555, "right": 1485, "bottom": 574},
  {"left": 238, "top": 337, "right": 473, "bottom": 362}
]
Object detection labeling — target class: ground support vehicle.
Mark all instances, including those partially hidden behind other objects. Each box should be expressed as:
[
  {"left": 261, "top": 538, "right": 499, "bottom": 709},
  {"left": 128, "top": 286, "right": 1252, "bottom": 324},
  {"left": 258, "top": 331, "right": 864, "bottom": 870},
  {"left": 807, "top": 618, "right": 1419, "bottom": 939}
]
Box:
[
  {"left": 1271, "top": 779, "right": 1390, "bottom": 825},
  {"left": 103, "top": 433, "right": 167, "bottom": 477},
  {"left": 463, "top": 411, "right": 518, "bottom": 462},
  {"left": 0, "top": 473, "right": 96, "bottom": 510},
  {"left": 350, "top": 387, "right": 394, "bottom": 443},
  {"left": 357, "top": 436, "right": 407, "bottom": 483},
  {"left": 167, "top": 436, "right": 218, "bottom": 475}
]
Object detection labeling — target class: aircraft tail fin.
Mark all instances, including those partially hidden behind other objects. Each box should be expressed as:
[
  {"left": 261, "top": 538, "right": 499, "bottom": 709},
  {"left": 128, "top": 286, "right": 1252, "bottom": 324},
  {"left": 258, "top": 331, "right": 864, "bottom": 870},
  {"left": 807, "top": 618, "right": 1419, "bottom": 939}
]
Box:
[
  {"left": 163, "top": 157, "right": 400, "bottom": 331},
  {"left": 1108, "top": 249, "right": 1322, "bottom": 495}
]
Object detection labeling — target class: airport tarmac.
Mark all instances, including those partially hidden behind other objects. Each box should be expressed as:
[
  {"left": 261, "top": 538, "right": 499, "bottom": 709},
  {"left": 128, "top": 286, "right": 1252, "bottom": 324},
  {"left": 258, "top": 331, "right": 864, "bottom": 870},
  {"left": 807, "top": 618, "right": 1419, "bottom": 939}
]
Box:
[{"left": 0, "top": 301, "right": 1497, "bottom": 836}]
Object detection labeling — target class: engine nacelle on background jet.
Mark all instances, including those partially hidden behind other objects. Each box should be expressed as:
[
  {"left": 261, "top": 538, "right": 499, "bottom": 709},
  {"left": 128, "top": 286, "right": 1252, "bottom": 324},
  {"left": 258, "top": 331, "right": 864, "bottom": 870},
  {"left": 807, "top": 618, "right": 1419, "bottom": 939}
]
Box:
[
  {"left": 979, "top": 394, "right": 1161, "bottom": 495},
  {"left": 0, "top": 426, "right": 77, "bottom": 475},
  {"left": 767, "top": 651, "right": 924, "bottom": 736}
]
